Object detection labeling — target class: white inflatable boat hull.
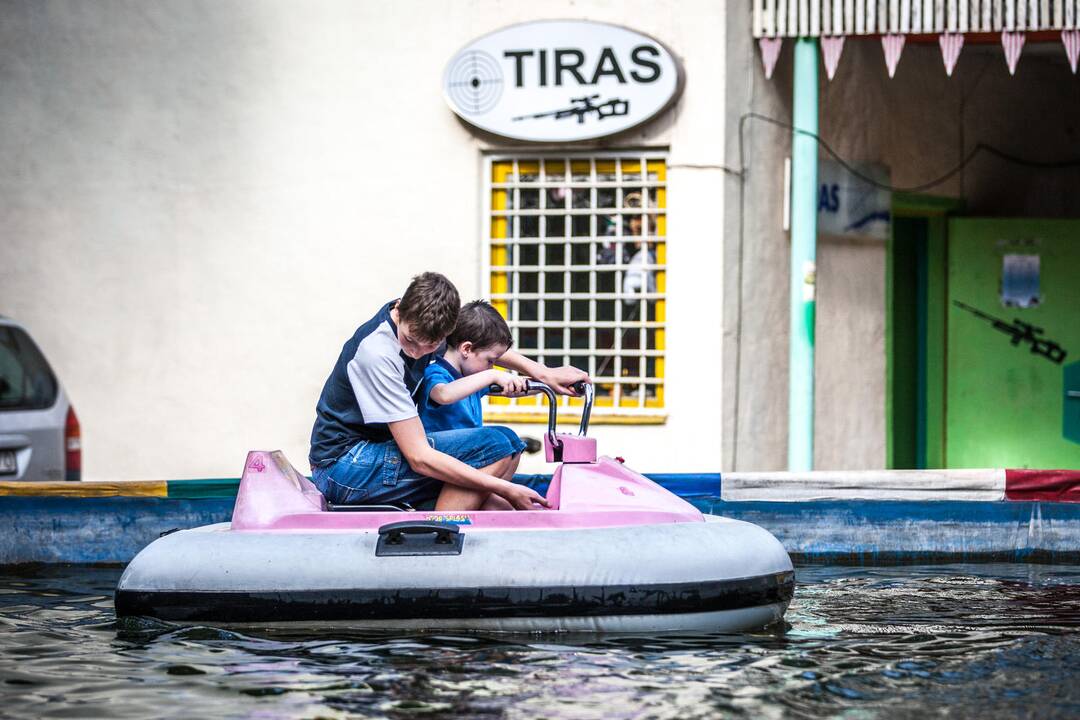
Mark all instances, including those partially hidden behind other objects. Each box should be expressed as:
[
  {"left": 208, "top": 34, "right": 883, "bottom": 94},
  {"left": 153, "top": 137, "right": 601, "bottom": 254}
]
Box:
[{"left": 116, "top": 516, "right": 793, "bottom": 633}]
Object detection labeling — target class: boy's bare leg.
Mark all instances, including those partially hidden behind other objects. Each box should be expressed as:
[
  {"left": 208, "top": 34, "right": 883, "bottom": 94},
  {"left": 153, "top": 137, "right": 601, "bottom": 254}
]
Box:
[
  {"left": 492, "top": 451, "right": 520, "bottom": 480},
  {"left": 435, "top": 455, "right": 514, "bottom": 511},
  {"left": 434, "top": 453, "right": 524, "bottom": 511},
  {"left": 479, "top": 452, "right": 523, "bottom": 510},
  {"left": 480, "top": 494, "right": 513, "bottom": 510}
]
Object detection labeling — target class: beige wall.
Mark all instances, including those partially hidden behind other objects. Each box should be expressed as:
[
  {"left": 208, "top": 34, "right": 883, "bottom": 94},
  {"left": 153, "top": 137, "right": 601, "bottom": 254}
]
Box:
[
  {"left": 814, "top": 235, "right": 886, "bottom": 470},
  {"left": 0, "top": 1, "right": 730, "bottom": 479}
]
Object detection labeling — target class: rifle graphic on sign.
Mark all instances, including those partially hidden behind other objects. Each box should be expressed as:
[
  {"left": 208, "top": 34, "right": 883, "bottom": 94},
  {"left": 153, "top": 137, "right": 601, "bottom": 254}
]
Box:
[
  {"left": 953, "top": 300, "right": 1068, "bottom": 364},
  {"left": 513, "top": 95, "right": 630, "bottom": 124}
]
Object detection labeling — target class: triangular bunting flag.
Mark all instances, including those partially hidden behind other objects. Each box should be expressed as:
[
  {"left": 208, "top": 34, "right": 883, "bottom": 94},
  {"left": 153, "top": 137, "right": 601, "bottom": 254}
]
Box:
[
  {"left": 759, "top": 38, "right": 783, "bottom": 79},
  {"left": 938, "top": 33, "right": 964, "bottom": 77},
  {"left": 1064, "top": 30, "right": 1080, "bottom": 74},
  {"left": 1002, "top": 31, "right": 1025, "bottom": 75},
  {"left": 821, "top": 36, "right": 845, "bottom": 80},
  {"left": 882, "top": 34, "right": 906, "bottom": 78}
]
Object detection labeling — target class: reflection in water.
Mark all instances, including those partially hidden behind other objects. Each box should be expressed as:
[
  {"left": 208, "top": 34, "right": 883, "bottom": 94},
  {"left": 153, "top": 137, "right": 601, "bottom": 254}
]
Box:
[{"left": 1, "top": 565, "right": 1079, "bottom": 718}]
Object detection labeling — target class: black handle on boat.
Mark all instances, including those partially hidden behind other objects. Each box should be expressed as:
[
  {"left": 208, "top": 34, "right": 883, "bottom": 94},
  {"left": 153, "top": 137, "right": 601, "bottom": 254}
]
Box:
[{"left": 378, "top": 521, "right": 460, "bottom": 545}]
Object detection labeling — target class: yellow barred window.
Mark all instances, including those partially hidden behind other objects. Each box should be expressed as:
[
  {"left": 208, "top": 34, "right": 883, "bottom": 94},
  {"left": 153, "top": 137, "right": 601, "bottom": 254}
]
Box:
[{"left": 485, "top": 154, "right": 667, "bottom": 423}]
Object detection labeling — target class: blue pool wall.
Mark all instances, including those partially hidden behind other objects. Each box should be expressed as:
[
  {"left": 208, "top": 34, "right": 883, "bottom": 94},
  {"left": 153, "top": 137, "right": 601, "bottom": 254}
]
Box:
[{"left": 2, "top": 473, "right": 1080, "bottom": 566}]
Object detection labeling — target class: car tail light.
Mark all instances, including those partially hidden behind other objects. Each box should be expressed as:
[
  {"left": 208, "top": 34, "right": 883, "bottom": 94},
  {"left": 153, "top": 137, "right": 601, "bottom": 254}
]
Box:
[{"left": 65, "top": 406, "right": 81, "bottom": 482}]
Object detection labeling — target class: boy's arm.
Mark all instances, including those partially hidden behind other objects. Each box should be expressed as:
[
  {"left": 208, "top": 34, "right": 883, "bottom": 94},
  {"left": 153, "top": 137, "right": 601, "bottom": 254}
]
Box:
[
  {"left": 388, "top": 417, "right": 549, "bottom": 510},
  {"left": 498, "top": 350, "right": 590, "bottom": 395},
  {"left": 429, "top": 369, "right": 526, "bottom": 405}
]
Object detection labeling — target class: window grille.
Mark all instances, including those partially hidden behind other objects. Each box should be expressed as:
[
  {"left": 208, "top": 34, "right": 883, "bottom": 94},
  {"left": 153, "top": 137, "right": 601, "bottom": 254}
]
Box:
[{"left": 484, "top": 153, "right": 667, "bottom": 419}]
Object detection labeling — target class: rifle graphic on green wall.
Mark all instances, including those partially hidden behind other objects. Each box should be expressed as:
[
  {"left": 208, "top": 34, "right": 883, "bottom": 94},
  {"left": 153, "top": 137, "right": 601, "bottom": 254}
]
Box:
[{"left": 953, "top": 300, "right": 1067, "bottom": 365}]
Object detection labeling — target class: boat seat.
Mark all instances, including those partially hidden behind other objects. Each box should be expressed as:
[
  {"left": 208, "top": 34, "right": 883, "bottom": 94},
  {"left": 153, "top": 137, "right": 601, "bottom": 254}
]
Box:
[{"left": 326, "top": 502, "right": 413, "bottom": 512}]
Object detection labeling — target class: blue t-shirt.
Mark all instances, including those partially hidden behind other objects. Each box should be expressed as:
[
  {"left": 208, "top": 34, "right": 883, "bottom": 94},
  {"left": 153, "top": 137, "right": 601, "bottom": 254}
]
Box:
[{"left": 418, "top": 356, "right": 487, "bottom": 432}]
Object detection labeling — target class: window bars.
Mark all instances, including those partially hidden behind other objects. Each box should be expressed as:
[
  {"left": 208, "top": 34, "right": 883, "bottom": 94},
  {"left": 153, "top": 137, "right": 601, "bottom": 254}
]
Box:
[{"left": 486, "top": 154, "right": 667, "bottom": 416}]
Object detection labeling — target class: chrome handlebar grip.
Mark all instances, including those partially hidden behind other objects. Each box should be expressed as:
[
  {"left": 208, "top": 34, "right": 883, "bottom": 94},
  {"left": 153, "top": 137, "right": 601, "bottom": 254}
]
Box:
[
  {"left": 574, "top": 381, "right": 594, "bottom": 437},
  {"left": 525, "top": 379, "right": 595, "bottom": 443},
  {"left": 523, "top": 380, "right": 560, "bottom": 446},
  {"left": 493, "top": 379, "right": 594, "bottom": 447}
]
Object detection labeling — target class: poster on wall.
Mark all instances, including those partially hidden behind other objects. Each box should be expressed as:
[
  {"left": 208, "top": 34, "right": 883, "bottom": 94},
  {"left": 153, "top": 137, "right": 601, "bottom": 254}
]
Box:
[
  {"left": 816, "top": 160, "right": 891, "bottom": 241},
  {"left": 443, "top": 20, "right": 683, "bottom": 142},
  {"left": 1001, "top": 253, "right": 1041, "bottom": 308}
]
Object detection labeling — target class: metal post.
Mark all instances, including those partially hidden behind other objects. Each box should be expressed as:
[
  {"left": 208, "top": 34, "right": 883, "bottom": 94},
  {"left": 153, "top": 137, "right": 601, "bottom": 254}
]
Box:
[{"left": 788, "top": 38, "right": 818, "bottom": 471}]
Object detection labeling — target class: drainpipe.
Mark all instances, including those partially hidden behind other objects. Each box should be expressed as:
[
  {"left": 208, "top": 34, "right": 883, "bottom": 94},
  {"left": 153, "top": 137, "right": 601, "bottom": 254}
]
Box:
[{"left": 788, "top": 37, "right": 818, "bottom": 471}]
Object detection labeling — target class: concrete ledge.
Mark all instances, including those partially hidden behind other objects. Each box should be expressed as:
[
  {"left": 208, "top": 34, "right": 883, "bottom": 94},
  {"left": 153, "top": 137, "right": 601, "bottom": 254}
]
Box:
[
  {"left": 0, "top": 478, "right": 240, "bottom": 499},
  {"left": 0, "top": 481, "right": 169, "bottom": 497},
  {"left": 721, "top": 469, "right": 1007, "bottom": 501},
  {"left": 721, "top": 468, "right": 1080, "bottom": 503}
]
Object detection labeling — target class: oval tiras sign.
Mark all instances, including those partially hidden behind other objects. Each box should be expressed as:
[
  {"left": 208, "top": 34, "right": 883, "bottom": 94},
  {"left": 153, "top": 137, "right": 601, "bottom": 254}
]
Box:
[{"left": 443, "top": 20, "right": 683, "bottom": 143}]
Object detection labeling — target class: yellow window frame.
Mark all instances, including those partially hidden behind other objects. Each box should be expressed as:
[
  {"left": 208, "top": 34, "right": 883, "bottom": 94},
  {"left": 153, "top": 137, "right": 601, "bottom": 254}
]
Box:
[{"left": 485, "top": 154, "right": 668, "bottom": 425}]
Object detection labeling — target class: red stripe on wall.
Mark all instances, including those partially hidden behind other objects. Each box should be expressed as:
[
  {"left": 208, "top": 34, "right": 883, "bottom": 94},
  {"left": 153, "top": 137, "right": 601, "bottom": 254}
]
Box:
[{"left": 1005, "top": 469, "right": 1080, "bottom": 502}]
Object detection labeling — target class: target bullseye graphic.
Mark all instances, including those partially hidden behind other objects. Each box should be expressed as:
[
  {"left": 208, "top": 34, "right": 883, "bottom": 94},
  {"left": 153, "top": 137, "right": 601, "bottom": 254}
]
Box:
[{"left": 445, "top": 50, "right": 503, "bottom": 115}]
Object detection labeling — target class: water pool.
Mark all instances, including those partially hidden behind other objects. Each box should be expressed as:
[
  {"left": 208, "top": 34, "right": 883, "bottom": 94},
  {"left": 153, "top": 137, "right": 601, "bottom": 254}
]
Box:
[{"left": 2, "top": 564, "right": 1079, "bottom": 718}]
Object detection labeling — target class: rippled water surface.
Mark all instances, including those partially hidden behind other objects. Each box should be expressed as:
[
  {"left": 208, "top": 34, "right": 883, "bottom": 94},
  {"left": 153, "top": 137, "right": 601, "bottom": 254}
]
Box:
[{"left": 2, "top": 565, "right": 1080, "bottom": 718}]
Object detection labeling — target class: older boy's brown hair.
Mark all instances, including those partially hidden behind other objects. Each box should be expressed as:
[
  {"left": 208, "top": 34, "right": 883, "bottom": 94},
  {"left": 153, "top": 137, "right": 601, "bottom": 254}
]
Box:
[
  {"left": 448, "top": 300, "right": 513, "bottom": 350},
  {"left": 396, "top": 272, "right": 460, "bottom": 342}
]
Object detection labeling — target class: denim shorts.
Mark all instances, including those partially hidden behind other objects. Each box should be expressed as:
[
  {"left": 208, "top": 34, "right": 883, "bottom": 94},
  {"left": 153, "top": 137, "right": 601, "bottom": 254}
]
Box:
[{"left": 311, "top": 426, "right": 526, "bottom": 507}]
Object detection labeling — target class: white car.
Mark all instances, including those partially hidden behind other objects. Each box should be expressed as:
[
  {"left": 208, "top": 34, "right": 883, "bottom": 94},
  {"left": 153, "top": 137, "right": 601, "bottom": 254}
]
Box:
[{"left": 0, "top": 316, "right": 80, "bottom": 481}]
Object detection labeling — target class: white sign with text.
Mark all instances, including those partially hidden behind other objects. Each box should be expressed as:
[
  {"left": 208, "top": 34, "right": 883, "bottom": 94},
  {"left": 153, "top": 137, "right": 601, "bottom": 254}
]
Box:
[{"left": 443, "top": 21, "right": 682, "bottom": 142}]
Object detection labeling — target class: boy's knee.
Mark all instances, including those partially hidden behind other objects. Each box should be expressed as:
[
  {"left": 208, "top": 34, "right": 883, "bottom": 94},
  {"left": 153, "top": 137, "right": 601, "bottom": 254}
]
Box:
[
  {"left": 435, "top": 483, "right": 487, "bottom": 511},
  {"left": 487, "top": 454, "right": 513, "bottom": 476},
  {"left": 496, "top": 452, "right": 521, "bottom": 480}
]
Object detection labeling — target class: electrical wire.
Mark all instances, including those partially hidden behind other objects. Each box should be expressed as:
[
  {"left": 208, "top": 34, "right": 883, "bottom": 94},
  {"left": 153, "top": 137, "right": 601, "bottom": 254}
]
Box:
[{"left": 738, "top": 112, "right": 1080, "bottom": 192}]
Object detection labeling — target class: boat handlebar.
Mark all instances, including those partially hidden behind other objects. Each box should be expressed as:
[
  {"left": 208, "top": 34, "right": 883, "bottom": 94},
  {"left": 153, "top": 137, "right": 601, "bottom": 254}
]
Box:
[{"left": 488, "top": 380, "right": 594, "bottom": 449}]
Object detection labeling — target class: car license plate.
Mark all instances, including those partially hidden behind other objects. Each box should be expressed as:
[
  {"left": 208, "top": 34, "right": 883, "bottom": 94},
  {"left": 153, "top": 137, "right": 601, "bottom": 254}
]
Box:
[{"left": 0, "top": 450, "right": 15, "bottom": 475}]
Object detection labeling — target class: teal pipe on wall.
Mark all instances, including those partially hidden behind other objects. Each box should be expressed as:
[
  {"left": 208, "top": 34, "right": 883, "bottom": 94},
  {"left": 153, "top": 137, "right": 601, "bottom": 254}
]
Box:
[{"left": 789, "top": 38, "right": 818, "bottom": 471}]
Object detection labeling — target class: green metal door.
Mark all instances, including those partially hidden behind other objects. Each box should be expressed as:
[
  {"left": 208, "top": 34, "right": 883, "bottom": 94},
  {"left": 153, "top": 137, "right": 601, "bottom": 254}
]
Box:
[{"left": 947, "top": 219, "right": 1080, "bottom": 468}]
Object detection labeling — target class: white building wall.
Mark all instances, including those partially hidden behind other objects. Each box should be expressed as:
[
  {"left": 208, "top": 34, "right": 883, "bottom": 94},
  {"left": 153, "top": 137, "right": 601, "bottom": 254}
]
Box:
[{"left": 0, "top": 0, "right": 729, "bottom": 480}]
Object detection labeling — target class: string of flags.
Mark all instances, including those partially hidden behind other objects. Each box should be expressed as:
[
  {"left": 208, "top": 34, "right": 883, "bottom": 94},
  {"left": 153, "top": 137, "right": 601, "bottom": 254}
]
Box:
[{"left": 759, "top": 30, "right": 1080, "bottom": 80}]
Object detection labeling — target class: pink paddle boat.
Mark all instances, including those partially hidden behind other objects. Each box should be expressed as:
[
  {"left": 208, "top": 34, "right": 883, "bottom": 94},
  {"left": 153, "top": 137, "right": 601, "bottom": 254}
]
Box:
[{"left": 116, "top": 382, "right": 794, "bottom": 632}]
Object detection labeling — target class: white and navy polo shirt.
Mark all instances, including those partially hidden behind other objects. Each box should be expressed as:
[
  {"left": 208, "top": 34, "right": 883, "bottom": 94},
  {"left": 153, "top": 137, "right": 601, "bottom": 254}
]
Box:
[{"left": 309, "top": 301, "right": 438, "bottom": 467}]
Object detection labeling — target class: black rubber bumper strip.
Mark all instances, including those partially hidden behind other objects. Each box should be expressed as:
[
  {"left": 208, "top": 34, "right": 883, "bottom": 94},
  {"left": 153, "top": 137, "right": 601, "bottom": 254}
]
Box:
[{"left": 115, "top": 571, "right": 795, "bottom": 623}]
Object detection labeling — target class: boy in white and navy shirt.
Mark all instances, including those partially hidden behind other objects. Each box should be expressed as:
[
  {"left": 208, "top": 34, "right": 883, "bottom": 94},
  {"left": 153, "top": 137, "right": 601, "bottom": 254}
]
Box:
[{"left": 309, "top": 273, "right": 587, "bottom": 511}]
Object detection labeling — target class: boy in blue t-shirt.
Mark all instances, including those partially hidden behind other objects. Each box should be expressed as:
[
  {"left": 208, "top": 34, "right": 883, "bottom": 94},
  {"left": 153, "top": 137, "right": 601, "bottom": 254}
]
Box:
[{"left": 420, "top": 300, "right": 527, "bottom": 432}]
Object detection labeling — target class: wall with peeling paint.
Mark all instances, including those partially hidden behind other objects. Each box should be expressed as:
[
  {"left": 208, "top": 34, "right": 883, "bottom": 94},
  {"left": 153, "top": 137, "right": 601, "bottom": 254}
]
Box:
[{"left": 725, "top": 3, "right": 1080, "bottom": 470}]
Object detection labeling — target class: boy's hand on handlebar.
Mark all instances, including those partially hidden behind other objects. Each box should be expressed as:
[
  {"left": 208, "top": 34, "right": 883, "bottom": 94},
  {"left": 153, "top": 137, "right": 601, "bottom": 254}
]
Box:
[
  {"left": 537, "top": 365, "right": 590, "bottom": 395},
  {"left": 498, "top": 481, "right": 551, "bottom": 511},
  {"left": 487, "top": 371, "right": 529, "bottom": 397}
]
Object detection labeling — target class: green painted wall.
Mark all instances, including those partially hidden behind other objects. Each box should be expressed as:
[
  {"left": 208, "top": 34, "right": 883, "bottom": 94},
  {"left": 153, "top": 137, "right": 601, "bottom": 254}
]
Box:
[
  {"left": 888, "top": 196, "right": 954, "bottom": 470},
  {"left": 888, "top": 217, "right": 924, "bottom": 469},
  {"left": 947, "top": 218, "right": 1080, "bottom": 468}
]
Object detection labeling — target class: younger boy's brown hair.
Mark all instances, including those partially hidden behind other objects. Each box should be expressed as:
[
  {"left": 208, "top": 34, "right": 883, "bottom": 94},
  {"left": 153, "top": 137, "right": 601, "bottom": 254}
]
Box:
[
  {"left": 448, "top": 300, "right": 513, "bottom": 350},
  {"left": 396, "top": 272, "right": 461, "bottom": 342}
]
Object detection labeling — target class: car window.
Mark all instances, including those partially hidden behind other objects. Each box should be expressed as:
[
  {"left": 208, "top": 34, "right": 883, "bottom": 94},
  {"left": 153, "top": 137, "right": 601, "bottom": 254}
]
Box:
[{"left": 0, "top": 326, "right": 58, "bottom": 411}]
